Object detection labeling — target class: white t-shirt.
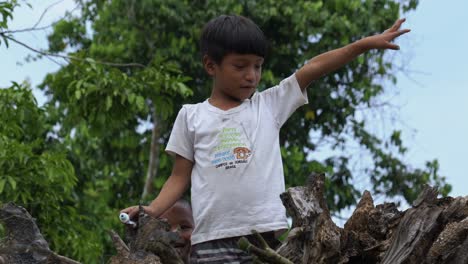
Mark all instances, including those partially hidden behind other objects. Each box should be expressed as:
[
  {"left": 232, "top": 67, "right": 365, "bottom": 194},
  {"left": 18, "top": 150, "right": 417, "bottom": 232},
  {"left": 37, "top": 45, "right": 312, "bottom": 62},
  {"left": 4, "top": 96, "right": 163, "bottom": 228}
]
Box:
[{"left": 166, "top": 74, "right": 308, "bottom": 245}]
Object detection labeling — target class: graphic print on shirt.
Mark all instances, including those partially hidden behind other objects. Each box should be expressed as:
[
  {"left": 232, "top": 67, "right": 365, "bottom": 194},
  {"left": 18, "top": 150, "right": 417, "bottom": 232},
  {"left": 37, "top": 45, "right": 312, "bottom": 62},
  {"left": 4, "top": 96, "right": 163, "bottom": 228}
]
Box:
[{"left": 211, "top": 127, "right": 251, "bottom": 170}]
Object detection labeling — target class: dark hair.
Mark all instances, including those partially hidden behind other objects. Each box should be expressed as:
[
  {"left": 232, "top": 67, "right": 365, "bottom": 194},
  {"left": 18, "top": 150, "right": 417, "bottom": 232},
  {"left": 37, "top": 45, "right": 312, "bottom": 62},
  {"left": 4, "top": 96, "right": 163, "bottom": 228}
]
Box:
[{"left": 200, "top": 15, "right": 268, "bottom": 64}]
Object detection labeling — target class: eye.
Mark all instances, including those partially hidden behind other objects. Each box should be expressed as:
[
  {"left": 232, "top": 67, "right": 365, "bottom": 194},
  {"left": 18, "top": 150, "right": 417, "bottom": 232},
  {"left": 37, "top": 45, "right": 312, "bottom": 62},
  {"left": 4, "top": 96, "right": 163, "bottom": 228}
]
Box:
[
  {"left": 233, "top": 64, "right": 245, "bottom": 70},
  {"left": 254, "top": 64, "right": 262, "bottom": 70}
]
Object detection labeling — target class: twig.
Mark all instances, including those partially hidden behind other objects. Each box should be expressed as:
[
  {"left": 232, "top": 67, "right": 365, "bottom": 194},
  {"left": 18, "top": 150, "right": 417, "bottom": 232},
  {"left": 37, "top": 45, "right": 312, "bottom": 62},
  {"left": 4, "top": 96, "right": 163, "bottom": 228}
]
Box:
[
  {"left": 3, "top": 2, "right": 81, "bottom": 34},
  {"left": 108, "top": 230, "right": 130, "bottom": 253},
  {"left": 32, "top": 0, "right": 65, "bottom": 29},
  {"left": 238, "top": 230, "right": 294, "bottom": 264},
  {"left": 1, "top": 34, "right": 146, "bottom": 68},
  {"left": 2, "top": 24, "right": 53, "bottom": 34}
]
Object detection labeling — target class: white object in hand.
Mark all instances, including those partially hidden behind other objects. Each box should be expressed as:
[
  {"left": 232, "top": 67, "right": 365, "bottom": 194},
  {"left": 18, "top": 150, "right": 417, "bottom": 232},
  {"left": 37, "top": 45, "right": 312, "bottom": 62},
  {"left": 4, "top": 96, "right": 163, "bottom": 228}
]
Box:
[{"left": 119, "top": 212, "right": 137, "bottom": 228}]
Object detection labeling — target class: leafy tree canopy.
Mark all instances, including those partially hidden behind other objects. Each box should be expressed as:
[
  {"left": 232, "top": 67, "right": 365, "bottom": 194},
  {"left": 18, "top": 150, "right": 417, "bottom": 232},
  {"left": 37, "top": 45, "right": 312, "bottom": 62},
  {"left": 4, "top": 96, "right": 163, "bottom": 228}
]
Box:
[{"left": 1, "top": 0, "right": 451, "bottom": 262}]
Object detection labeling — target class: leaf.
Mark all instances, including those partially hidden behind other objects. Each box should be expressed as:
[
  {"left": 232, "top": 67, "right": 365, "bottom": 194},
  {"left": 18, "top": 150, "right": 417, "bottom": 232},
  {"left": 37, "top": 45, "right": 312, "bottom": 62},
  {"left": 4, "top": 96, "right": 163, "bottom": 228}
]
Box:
[
  {"left": 7, "top": 176, "right": 16, "bottom": 190},
  {"left": 105, "top": 96, "right": 112, "bottom": 111},
  {"left": 128, "top": 93, "right": 135, "bottom": 103},
  {"left": 305, "top": 110, "right": 315, "bottom": 120},
  {"left": 0, "top": 178, "right": 5, "bottom": 193},
  {"left": 135, "top": 95, "right": 145, "bottom": 110},
  {"left": 75, "top": 89, "right": 81, "bottom": 100},
  {"left": 76, "top": 79, "right": 84, "bottom": 89}
]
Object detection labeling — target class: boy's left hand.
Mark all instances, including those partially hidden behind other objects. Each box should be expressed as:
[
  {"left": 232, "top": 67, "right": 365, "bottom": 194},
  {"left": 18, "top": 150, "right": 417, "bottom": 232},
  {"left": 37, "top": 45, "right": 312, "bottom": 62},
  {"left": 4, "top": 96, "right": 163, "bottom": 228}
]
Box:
[{"left": 364, "top": 18, "right": 411, "bottom": 50}]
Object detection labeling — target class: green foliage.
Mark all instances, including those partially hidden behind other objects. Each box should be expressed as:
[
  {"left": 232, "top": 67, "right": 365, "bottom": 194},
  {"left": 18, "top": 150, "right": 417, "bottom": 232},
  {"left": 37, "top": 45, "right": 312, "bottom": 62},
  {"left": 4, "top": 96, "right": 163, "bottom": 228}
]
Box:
[
  {"left": 0, "top": 83, "right": 104, "bottom": 261},
  {"left": 0, "top": 1, "right": 16, "bottom": 29},
  {"left": 1, "top": 0, "right": 450, "bottom": 262},
  {"left": 43, "top": 0, "right": 446, "bottom": 231},
  {"left": 0, "top": 0, "right": 18, "bottom": 47},
  {"left": 48, "top": 18, "right": 90, "bottom": 52},
  {"left": 36, "top": 54, "right": 191, "bottom": 261}
]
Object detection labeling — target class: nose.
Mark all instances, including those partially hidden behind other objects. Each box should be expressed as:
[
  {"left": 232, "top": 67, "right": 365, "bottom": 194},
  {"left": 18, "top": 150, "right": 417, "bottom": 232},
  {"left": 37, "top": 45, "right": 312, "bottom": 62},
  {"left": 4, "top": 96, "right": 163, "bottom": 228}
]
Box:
[{"left": 245, "top": 67, "right": 256, "bottom": 82}]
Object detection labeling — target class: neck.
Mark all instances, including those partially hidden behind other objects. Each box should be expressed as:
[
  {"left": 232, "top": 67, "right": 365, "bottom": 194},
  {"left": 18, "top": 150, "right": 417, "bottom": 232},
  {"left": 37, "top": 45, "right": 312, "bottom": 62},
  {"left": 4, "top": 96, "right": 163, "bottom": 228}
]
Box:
[{"left": 208, "top": 96, "right": 242, "bottom": 111}]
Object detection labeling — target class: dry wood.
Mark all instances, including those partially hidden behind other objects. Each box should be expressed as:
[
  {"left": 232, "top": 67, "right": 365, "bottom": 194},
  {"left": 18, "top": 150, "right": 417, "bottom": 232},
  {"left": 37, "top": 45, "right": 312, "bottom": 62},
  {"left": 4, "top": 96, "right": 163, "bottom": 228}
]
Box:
[
  {"left": 241, "top": 174, "right": 468, "bottom": 264},
  {"left": 0, "top": 202, "right": 81, "bottom": 264},
  {"left": 2, "top": 173, "right": 467, "bottom": 264},
  {"left": 108, "top": 206, "right": 183, "bottom": 264}
]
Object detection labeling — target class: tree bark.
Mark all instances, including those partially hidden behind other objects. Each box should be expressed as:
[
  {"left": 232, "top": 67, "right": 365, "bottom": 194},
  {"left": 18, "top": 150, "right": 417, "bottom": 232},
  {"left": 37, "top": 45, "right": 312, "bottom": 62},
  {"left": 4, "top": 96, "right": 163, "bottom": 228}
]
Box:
[
  {"left": 0, "top": 203, "right": 184, "bottom": 264},
  {"left": 243, "top": 174, "right": 468, "bottom": 264},
  {"left": 108, "top": 206, "right": 184, "bottom": 264},
  {"left": 2, "top": 173, "right": 467, "bottom": 264},
  {"left": 142, "top": 110, "right": 161, "bottom": 200},
  {"left": 0, "top": 202, "right": 81, "bottom": 264}
]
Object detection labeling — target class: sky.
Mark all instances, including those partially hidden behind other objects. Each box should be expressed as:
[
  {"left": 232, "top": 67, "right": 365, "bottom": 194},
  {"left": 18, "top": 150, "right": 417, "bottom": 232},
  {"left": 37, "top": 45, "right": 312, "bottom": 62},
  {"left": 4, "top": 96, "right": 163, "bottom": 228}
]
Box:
[
  {"left": 393, "top": 1, "right": 468, "bottom": 198},
  {"left": 1, "top": 1, "right": 467, "bottom": 199}
]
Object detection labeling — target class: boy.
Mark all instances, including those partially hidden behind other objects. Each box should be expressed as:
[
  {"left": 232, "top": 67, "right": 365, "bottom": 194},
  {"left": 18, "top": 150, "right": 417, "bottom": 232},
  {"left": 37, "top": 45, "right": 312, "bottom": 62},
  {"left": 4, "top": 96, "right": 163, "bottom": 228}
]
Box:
[
  {"left": 122, "top": 15, "right": 409, "bottom": 263},
  {"left": 160, "top": 199, "right": 194, "bottom": 263}
]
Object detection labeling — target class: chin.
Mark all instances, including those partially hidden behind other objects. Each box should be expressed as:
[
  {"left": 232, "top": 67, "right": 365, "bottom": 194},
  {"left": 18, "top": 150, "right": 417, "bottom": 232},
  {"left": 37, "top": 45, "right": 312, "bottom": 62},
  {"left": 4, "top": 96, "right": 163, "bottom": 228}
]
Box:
[{"left": 239, "top": 92, "right": 255, "bottom": 100}]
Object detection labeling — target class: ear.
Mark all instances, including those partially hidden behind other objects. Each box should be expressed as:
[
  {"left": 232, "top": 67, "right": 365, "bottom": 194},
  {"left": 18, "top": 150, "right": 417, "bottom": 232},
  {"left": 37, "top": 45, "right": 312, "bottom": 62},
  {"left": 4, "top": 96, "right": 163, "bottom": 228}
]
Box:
[{"left": 203, "top": 55, "right": 216, "bottom": 76}]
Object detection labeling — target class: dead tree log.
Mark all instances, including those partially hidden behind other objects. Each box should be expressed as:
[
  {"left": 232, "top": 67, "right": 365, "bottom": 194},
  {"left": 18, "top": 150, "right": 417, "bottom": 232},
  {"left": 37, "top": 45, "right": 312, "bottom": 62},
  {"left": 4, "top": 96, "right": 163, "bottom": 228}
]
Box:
[
  {"left": 0, "top": 203, "right": 184, "bottom": 264},
  {"left": 243, "top": 173, "right": 468, "bottom": 264},
  {"left": 276, "top": 173, "right": 342, "bottom": 264},
  {"left": 0, "top": 202, "right": 81, "bottom": 264},
  {"left": 108, "top": 206, "right": 184, "bottom": 264},
  {"left": 2, "top": 174, "right": 467, "bottom": 264}
]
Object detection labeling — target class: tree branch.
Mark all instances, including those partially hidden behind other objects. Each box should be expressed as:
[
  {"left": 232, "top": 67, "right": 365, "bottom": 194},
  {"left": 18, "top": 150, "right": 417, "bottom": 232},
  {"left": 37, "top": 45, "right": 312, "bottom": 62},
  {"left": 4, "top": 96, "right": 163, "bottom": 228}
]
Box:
[
  {"left": 2, "top": 1, "right": 81, "bottom": 34},
  {"left": 238, "top": 231, "right": 294, "bottom": 264},
  {"left": 1, "top": 33, "right": 146, "bottom": 68},
  {"left": 32, "top": 0, "right": 65, "bottom": 29},
  {"left": 142, "top": 110, "right": 161, "bottom": 199}
]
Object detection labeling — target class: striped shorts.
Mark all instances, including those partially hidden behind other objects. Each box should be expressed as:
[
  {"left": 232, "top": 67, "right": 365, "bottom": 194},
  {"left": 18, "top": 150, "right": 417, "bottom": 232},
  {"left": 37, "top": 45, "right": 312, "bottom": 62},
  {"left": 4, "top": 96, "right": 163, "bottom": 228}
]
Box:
[{"left": 190, "top": 232, "right": 280, "bottom": 264}]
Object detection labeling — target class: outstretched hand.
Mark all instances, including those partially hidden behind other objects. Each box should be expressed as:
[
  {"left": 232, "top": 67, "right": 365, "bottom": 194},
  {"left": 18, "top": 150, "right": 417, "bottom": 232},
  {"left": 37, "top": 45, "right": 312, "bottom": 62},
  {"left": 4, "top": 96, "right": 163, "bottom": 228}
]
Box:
[
  {"left": 365, "top": 18, "right": 411, "bottom": 50},
  {"left": 120, "top": 205, "right": 156, "bottom": 221}
]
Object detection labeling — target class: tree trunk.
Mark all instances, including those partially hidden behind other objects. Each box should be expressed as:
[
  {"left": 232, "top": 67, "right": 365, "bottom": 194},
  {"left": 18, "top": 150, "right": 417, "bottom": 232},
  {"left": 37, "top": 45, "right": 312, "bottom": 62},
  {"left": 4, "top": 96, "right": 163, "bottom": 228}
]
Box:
[{"left": 142, "top": 110, "right": 161, "bottom": 200}]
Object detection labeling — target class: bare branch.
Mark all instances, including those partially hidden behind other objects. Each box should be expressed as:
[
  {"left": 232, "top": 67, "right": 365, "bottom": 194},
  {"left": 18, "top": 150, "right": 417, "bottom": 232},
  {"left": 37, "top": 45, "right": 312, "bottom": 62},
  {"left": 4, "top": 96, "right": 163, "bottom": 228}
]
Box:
[
  {"left": 3, "top": 2, "right": 81, "bottom": 34},
  {"left": 32, "top": 0, "right": 65, "bottom": 29},
  {"left": 3, "top": 24, "right": 53, "bottom": 34},
  {"left": 1, "top": 34, "right": 146, "bottom": 68}
]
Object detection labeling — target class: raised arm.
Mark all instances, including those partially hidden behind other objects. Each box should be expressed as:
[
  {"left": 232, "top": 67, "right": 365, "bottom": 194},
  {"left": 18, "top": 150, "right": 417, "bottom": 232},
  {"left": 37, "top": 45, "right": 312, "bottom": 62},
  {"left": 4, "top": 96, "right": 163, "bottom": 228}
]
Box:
[
  {"left": 296, "top": 18, "right": 410, "bottom": 90},
  {"left": 121, "top": 154, "right": 193, "bottom": 219}
]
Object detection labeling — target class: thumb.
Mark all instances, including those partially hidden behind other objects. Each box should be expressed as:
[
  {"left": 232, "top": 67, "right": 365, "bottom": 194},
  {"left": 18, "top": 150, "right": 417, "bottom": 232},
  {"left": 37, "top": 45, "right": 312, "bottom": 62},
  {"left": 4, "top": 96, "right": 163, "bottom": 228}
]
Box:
[{"left": 122, "top": 207, "right": 139, "bottom": 220}]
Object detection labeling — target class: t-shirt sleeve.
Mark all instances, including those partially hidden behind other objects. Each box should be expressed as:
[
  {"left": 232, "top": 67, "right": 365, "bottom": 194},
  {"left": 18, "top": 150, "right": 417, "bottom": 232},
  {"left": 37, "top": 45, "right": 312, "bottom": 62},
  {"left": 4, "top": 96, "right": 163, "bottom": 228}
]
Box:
[
  {"left": 165, "top": 106, "right": 194, "bottom": 162},
  {"left": 258, "top": 73, "right": 308, "bottom": 127}
]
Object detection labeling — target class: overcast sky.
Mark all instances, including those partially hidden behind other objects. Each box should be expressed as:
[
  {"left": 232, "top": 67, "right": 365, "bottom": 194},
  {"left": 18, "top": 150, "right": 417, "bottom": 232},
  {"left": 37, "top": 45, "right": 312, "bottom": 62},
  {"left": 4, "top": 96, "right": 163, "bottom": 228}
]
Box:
[{"left": 1, "top": 1, "right": 467, "bottom": 198}]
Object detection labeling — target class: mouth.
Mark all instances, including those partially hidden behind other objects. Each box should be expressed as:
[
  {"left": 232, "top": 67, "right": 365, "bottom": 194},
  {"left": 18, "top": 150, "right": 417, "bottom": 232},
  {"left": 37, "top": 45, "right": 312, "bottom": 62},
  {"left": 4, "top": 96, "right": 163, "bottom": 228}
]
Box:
[{"left": 240, "top": 86, "right": 255, "bottom": 89}]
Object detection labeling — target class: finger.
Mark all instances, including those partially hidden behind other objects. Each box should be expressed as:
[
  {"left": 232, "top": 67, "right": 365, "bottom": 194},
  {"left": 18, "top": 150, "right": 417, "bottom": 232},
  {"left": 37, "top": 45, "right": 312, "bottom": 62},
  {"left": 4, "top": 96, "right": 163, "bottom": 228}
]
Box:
[
  {"left": 386, "top": 18, "right": 406, "bottom": 33},
  {"left": 393, "top": 18, "right": 406, "bottom": 30},
  {"left": 122, "top": 206, "right": 138, "bottom": 219},
  {"left": 386, "top": 42, "right": 400, "bottom": 50},
  {"left": 129, "top": 208, "right": 139, "bottom": 219},
  {"left": 389, "top": 29, "right": 411, "bottom": 39},
  {"left": 121, "top": 206, "right": 136, "bottom": 213}
]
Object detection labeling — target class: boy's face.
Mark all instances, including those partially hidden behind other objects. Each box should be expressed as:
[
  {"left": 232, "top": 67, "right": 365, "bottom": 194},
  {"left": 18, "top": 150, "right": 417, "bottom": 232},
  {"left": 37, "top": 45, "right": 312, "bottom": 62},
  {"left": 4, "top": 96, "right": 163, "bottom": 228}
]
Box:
[
  {"left": 205, "top": 53, "right": 264, "bottom": 101},
  {"left": 160, "top": 202, "right": 194, "bottom": 263}
]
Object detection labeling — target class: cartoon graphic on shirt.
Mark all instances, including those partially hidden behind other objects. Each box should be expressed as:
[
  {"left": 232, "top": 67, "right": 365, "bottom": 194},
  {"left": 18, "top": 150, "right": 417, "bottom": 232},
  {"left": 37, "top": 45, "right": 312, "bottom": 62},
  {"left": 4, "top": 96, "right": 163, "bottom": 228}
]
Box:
[
  {"left": 233, "top": 147, "right": 251, "bottom": 160},
  {"left": 211, "top": 127, "right": 251, "bottom": 170}
]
